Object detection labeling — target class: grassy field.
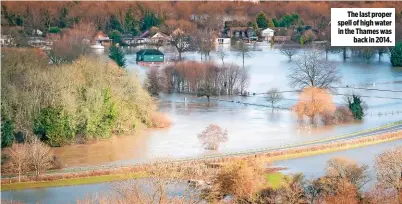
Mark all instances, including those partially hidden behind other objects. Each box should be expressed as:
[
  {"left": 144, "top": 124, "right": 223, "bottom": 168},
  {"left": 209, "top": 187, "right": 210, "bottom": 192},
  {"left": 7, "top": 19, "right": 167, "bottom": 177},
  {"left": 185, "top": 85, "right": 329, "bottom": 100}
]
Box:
[
  {"left": 1, "top": 172, "right": 145, "bottom": 191},
  {"left": 265, "top": 172, "right": 285, "bottom": 189},
  {"left": 265, "top": 136, "right": 401, "bottom": 162}
]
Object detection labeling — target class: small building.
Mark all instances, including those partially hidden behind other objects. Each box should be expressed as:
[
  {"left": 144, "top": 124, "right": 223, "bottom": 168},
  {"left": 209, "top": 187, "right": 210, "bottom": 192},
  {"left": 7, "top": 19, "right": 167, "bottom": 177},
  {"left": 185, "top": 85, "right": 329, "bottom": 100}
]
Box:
[
  {"left": 136, "top": 49, "right": 164, "bottom": 65},
  {"left": 260, "top": 28, "right": 274, "bottom": 42},
  {"left": 215, "top": 38, "right": 231, "bottom": 44},
  {"left": 32, "top": 29, "right": 43, "bottom": 36},
  {"left": 272, "top": 27, "right": 293, "bottom": 42},
  {"left": 94, "top": 31, "right": 112, "bottom": 46}
]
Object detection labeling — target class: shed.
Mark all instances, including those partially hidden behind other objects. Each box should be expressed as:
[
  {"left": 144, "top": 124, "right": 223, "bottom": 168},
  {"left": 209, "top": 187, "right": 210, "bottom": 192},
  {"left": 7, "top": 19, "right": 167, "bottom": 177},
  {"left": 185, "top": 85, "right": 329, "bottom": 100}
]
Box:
[{"left": 136, "top": 49, "right": 164, "bottom": 63}]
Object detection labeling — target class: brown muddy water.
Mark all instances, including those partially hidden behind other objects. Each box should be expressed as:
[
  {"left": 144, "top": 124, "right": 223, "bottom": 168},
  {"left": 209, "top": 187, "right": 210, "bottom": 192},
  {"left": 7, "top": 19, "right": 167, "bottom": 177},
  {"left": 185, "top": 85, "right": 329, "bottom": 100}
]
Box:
[{"left": 53, "top": 45, "right": 402, "bottom": 168}]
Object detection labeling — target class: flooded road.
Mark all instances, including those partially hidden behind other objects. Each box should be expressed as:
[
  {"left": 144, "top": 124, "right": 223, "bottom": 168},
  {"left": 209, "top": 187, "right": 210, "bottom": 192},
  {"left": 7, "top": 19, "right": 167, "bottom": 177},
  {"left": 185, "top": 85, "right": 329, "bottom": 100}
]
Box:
[{"left": 53, "top": 45, "right": 402, "bottom": 168}]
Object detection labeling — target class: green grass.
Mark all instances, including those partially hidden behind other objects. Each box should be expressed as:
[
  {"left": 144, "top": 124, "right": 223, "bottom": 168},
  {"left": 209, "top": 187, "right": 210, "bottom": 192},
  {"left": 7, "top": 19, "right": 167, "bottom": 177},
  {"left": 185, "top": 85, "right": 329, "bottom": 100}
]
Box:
[
  {"left": 265, "top": 172, "right": 284, "bottom": 189},
  {"left": 1, "top": 172, "right": 145, "bottom": 191}
]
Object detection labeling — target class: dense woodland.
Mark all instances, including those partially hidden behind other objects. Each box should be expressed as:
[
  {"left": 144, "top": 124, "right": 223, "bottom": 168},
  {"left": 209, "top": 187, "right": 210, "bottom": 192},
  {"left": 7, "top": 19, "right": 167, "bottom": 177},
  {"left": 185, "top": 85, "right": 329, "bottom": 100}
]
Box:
[{"left": 2, "top": 1, "right": 402, "bottom": 40}]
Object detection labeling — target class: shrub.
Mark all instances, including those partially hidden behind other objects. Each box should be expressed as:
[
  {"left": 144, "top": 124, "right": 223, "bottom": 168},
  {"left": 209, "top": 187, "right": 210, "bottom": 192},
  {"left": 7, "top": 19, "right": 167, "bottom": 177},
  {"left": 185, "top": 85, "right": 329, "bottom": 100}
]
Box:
[
  {"left": 150, "top": 112, "right": 171, "bottom": 128},
  {"left": 390, "top": 42, "right": 402, "bottom": 67},
  {"left": 33, "top": 106, "right": 76, "bottom": 147}
]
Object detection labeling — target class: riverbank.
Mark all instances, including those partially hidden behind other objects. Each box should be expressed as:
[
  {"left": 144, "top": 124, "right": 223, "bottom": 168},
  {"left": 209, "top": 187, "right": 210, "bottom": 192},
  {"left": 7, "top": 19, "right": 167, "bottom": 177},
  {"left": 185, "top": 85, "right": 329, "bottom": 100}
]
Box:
[{"left": 2, "top": 130, "right": 400, "bottom": 191}]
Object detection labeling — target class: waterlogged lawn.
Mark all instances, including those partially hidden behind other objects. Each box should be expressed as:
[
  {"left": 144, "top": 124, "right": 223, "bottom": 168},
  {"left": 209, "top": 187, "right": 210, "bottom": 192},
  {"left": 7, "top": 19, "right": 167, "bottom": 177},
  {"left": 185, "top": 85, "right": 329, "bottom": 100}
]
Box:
[
  {"left": 1, "top": 172, "right": 145, "bottom": 191},
  {"left": 265, "top": 172, "right": 284, "bottom": 189}
]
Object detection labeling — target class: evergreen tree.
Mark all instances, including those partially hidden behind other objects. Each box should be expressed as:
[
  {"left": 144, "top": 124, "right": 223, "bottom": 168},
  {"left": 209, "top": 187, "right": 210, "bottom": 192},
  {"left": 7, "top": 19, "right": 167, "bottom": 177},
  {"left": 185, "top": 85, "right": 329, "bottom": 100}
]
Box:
[
  {"left": 141, "top": 10, "right": 161, "bottom": 31},
  {"left": 109, "top": 30, "right": 122, "bottom": 45},
  {"left": 256, "top": 11, "right": 268, "bottom": 29},
  {"left": 348, "top": 95, "right": 364, "bottom": 120},
  {"left": 109, "top": 15, "right": 123, "bottom": 32},
  {"left": 109, "top": 45, "right": 126, "bottom": 68},
  {"left": 59, "top": 7, "right": 70, "bottom": 28},
  {"left": 125, "top": 8, "right": 139, "bottom": 35},
  {"left": 1, "top": 118, "right": 14, "bottom": 148},
  {"left": 390, "top": 41, "right": 402, "bottom": 67}
]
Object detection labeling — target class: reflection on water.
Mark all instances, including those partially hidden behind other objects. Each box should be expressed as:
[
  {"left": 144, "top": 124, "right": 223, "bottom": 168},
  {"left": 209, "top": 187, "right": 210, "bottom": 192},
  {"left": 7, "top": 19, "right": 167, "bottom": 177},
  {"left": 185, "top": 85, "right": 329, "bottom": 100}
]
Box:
[{"left": 53, "top": 46, "right": 402, "bottom": 168}]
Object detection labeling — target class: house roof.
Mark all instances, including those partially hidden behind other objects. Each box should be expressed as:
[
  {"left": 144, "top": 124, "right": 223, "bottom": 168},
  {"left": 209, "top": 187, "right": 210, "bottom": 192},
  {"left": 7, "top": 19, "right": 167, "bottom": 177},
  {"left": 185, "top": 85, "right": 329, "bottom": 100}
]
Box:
[
  {"left": 136, "top": 49, "right": 164, "bottom": 56},
  {"left": 94, "top": 31, "right": 110, "bottom": 40},
  {"left": 262, "top": 28, "right": 274, "bottom": 32},
  {"left": 151, "top": 32, "right": 171, "bottom": 40},
  {"left": 229, "top": 27, "right": 253, "bottom": 32},
  {"left": 139, "top": 30, "right": 151, "bottom": 38}
]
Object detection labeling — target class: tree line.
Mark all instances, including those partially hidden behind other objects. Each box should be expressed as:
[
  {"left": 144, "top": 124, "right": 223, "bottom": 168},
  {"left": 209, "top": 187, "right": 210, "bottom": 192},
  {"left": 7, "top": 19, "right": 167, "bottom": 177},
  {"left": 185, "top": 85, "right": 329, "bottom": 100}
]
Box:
[{"left": 1, "top": 49, "right": 167, "bottom": 149}]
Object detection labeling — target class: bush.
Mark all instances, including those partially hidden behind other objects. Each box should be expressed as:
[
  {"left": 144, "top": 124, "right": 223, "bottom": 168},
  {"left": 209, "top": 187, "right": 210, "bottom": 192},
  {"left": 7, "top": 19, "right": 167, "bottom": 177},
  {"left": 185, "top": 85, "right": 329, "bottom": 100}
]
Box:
[
  {"left": 1, "top": 118, "right": 14, "bottom": 148},
  {"left": 34, "top": 106, "right": 76, "bottom": 147},
  {"left": 390, "top": 41, "right": 402, "bottom": 67},
  {"left": 197, "top": 124, "right": 228, "bottom": 150}
]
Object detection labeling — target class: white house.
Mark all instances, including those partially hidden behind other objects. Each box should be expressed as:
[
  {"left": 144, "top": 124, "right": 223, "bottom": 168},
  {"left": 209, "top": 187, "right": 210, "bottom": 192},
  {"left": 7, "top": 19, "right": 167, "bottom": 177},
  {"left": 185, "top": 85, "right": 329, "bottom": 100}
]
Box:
[
  {"left": 260, "top": 28, "right": 274, "bottom": 42},
  {"left": 215, "top": 38, "right": 231, "bottom": 45}
]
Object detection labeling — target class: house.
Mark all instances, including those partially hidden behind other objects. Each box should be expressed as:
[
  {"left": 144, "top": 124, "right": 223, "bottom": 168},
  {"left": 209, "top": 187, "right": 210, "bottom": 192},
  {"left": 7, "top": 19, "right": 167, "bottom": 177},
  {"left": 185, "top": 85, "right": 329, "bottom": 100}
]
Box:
[
  {"left": 1, "top": 35, "right": 14, "bottom": 47},
  {"left": 272, "top": 27, "right": 293, "bottom": 42},
  {"left": 149, "top": 32, "right": 172, "bottom": 45},
  {"left": 227, "top": 27, "right": 257, "bottom": 41},
  {"left": 94, "top": 31, "right": 112, "bottom": 46},
  {"left": 136, "top": 49, "right": 164, "bottom": 65},
  {"left": 260, "top": 28, "right": 274, "bottom": 42}
]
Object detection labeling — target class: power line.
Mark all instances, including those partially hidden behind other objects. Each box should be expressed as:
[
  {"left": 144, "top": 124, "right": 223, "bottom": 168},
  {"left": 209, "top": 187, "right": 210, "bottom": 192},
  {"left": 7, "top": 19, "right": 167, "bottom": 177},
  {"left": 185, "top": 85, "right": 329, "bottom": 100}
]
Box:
[{"left": 333, "top": 86, "right": 402, "bottom": 93}]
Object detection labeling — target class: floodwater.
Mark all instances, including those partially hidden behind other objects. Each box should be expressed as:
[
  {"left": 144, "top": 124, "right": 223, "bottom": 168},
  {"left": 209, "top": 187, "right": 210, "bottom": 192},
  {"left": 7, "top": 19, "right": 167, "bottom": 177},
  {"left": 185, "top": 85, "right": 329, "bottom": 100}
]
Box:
[
  {"left": 274, "top": 139, "right": 402, "bottom": 191},
  {"left": 3, "top": 141, "right": 401, "bottom": 204},
  {"left": 1, "top": 179, "right": 195, "bottom": 204},
  {"left": 52, "top": 45, "right": 402, "bottom": 168}
]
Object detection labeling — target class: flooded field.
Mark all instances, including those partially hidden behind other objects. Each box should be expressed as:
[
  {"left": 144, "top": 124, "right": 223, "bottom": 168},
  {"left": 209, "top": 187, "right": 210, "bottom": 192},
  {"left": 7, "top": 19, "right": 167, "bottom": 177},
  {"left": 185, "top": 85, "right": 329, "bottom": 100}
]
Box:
[{"left": 53, "top": 45, "right": 402, "bottom": 168}]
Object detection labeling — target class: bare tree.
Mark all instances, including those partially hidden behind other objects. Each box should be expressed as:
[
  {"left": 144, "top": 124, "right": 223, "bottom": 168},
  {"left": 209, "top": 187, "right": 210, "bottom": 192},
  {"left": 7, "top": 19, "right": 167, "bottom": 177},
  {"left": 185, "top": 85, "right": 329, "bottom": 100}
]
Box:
[
  {"left": 288, "top": 51, "right": 341, "bottom": 90},
  {"left": 28, "top": 138, "right": 54, "bottom": 179},
  {"left": 277, "top": 173, "right": 307, "bottom": 204},
  {"left": 375, "top": 146, "right": 402, "bottom": 203},
  {"left": 171, "top": 29, "right": 192, "bottom": 60},
  {"left": 234, "top": 41, "right": 251, "bottom": 68},
  {"left": 197, "top": 124, "right": 228, "bottom": 150},
  {"left": 217, "top": 47, "right": 227, "bottom": 65},
  {"left": 266, "top": 88, "right": 283, "bottom": 110},
  {"left": 279, "top": 42, "right": 299, "bottom": 61},
  {"left": 194, "top": 28, "right": 215, "bottom": 61},
  {"left": 326, "top": 157, "right": 370, "bottom": 191},
  {"left": 7, "top": 143, "right": 29, "bottom": 182},
  {"left": 145, "top": 67, "right": 163, "bottom": 96}
]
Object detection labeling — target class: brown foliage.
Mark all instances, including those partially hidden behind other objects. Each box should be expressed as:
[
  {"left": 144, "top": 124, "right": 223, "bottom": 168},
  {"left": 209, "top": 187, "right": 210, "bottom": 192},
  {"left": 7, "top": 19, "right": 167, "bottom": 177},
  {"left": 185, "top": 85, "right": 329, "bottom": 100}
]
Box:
[
  {"left": 150, "top": 112, "right": 171, "bottom": 128},
  {"left": 323, "top": 180, "right": 359, "bottom": 204},
  {"left": 293, "top": 87, "right": 336, "bottom": 124}
]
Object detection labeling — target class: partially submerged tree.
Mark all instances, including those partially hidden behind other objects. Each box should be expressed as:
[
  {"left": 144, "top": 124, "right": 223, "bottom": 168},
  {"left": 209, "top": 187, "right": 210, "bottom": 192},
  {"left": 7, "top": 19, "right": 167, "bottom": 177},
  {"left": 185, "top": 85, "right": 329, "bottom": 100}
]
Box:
[
  {"left": 217, "top": 48, "right": 227, "bottom": 65},
  {"left": 171, "top": 28, "right": 192, "bottom": 60},
  {"left": 390, "top": 41, "right": 402, "bottom": 67},
  {"left": 279, "top": 42, "right": 299, "bottom": 61},
  {"left": 234, "top": 41, "right": 251, "bottom": 68},
  {"left": 145, "top": 68, "right": 163, "bottom": 96},
  {"left": 293, "top": 87, "right": 336, "bottom": 124},
  {"left": 288, "top": 51, "right": 340, "bottom": 90},
  {"left": 197, "top": 124, "right": 228, "bottom": 150},
  {"left": 266, "top": 88, "right": 283, "bottom": 110},
  {"left": 346, "top": 94, "right": 365, "bottom": 120}
]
